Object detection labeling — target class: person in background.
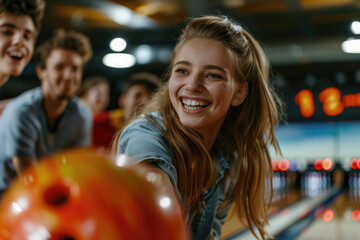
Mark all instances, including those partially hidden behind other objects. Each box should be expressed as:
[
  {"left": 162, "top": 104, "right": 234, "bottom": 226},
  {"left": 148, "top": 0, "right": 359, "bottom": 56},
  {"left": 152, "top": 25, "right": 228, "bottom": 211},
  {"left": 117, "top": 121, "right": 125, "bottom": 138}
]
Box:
[
  {"left": 92, "top": 72, "right": 161, "bottom": 150},
  {"left": 0, "top": 29, "right": 93, "bottom": 194},
  {"left": 0, "top": 0, "right": 45, "bottom": 87},
  {"left": 114, "top": 15, "right": 283, "bottom": 240},
  {"left": 77, "top": 76, "right": 110, "bottom": 114},
  {"left": 119, "top": 72, "right": 162, "bottom": 120}
]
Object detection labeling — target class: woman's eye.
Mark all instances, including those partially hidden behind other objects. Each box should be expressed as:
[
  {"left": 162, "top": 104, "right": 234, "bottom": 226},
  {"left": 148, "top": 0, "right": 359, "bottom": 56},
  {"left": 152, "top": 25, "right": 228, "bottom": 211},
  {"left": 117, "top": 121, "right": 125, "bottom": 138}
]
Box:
[
  {"left": 175, "top": 68, "right": 187, "bottom": 74},
  {"left": 207, "top": 73, "right": 222, "bottom": 79}
]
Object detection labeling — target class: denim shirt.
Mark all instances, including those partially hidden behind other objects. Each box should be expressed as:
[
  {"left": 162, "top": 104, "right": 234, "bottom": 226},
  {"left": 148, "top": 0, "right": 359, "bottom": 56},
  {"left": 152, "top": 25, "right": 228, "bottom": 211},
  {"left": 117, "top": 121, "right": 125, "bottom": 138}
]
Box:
[{"left": 117, "top": 112, "right": 235, "bottom": 239}]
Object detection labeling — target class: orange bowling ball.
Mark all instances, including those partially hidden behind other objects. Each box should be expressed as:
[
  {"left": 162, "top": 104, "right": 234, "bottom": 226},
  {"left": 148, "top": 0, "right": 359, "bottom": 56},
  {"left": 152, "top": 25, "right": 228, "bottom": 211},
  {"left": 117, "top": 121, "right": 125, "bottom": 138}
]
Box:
[{"left": 0, "top": 148, "right": 188, "bottom": 240}]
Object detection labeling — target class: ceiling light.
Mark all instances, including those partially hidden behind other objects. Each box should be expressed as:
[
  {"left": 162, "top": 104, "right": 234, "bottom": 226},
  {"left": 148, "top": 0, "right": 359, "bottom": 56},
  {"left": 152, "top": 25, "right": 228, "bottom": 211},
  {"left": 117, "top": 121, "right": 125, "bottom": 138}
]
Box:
[
  {"left": 110, "top": 38, "right": 127, "bottom": 52},
  {"left": 102, "top": 53, "right": 136, "bottom": 68},
  {"left": 351, "top": 21, "right": 360, "bottom": 35},
  {"left": 341, "top": 38, "right": 360, "bottom": 54}
]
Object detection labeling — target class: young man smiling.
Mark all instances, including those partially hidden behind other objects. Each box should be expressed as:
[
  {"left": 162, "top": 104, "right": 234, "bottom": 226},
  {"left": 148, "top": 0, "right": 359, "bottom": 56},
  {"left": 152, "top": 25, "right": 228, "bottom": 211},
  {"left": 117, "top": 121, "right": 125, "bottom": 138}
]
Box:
[
  {"left": 0, "top": 29, "right": 93, "bottom": 194},
  {"left": 0, "top": 0, "right": 45, "bottom": 87}
]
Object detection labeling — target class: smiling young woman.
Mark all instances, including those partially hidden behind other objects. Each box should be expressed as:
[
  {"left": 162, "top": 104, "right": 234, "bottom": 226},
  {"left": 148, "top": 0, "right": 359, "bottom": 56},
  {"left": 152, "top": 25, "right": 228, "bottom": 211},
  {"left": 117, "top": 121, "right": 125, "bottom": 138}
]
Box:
[{"left": 113, "top": 15, "right": 283, "bottom": 240}]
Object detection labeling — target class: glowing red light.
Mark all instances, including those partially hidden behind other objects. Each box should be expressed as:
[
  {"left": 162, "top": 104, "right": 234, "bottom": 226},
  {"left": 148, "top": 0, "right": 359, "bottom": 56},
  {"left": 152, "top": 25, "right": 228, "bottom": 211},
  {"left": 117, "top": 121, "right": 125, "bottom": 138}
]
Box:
[
  {"left": 322, "top": 158, "right": 333, "bottom": 171},
  {"left": 351, "top": 158, "right": 358, "bottom": 170},
  {"left": 322, "top": 209, "right": 334, "bottom": 222},
  {"left": 272, "top": 159, "right": 279, "bottom": 171},
  {"left": 352, "top": 210, "right": 360, "bottom": 221},
  {"left": 350, "top": 158, "right": 360, "bottom": 170},
  {"left": 314, "top": 158, "right": 323, "bottom": 171},
  {"left": 278, "top": 159, "right": 290, "bottom": 172}
]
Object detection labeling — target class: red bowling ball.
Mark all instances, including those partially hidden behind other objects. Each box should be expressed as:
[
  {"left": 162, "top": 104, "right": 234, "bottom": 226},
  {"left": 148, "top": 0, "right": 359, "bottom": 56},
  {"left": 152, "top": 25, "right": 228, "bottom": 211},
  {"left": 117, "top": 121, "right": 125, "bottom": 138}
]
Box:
[{"left": 0, "top": 148, "right": 188, "bottom": 240}]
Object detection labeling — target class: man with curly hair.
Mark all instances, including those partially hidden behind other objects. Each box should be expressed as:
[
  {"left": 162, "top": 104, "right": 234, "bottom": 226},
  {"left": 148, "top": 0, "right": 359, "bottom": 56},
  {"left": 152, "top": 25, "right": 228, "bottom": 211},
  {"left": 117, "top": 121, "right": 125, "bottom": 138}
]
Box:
[{"left": 0, "top": 0, "right": 45, "bottom": 87}]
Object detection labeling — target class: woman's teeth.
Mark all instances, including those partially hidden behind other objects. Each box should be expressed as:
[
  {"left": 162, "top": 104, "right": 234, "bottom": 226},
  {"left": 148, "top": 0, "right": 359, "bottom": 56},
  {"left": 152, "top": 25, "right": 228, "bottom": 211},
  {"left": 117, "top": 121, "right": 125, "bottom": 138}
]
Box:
[{"left": 182, "top": 98, "right": 210, "bottom": 110}]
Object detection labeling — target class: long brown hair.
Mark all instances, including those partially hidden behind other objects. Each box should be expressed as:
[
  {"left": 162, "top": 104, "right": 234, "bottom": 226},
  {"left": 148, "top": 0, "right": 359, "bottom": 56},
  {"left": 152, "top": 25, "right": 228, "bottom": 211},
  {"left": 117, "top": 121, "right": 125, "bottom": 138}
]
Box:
[{"left": 113, "top": 15, "right": 283, "bottom": 239}]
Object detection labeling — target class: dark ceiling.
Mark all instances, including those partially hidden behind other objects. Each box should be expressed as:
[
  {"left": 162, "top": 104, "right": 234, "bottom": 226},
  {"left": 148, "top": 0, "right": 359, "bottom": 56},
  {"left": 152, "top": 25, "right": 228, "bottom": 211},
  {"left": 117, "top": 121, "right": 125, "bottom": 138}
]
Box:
[{"left": 3, "top": 0, "right": 360, "bottom": 106}]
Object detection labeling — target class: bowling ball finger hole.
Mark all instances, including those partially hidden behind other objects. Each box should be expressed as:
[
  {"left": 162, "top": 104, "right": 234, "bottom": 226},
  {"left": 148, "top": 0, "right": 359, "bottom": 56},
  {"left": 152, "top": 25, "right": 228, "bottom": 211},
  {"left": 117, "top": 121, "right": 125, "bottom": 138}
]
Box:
[
  {"left": 51, "top": 233, "right": 76, "bottom": 240},
  {"left": 43, "top": 183, "right": 70, "bottom": 206}
]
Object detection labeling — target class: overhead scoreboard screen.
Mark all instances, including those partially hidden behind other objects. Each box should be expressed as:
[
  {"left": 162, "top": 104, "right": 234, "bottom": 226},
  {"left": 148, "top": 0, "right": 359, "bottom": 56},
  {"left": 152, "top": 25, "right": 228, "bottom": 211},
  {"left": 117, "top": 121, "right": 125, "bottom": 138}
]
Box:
[{"left": 286, "top": 87, "right": 360, "bottom": 122}]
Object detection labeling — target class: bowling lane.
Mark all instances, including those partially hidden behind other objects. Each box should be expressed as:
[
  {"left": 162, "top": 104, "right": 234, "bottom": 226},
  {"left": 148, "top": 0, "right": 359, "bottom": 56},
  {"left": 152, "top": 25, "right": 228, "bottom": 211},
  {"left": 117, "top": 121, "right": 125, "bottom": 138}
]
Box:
[
  {"left": 221, "top": 189, "right": 304, "bottom": 239},
  {"left": 228, "top": 187, "right": 341, "bottom": 240},
  {"left": 221, "top": 169, "right": 339, "bottom": 240},
  {"left": 273, "top": 169, "right": 357, "bottom": 239},
  {"left": 291, "top": 170, "right": 360, "bottom": 240},
  {"left": 293, "top": 188, "right": 360, "bottom": 240},
  {"left": 273, "top": 186, "right": 342, "bottom": 240},
  {"left": 272, "top": 170, "right": 357, "bottom": 240},
  {"left": 221, "top": 171, "right": 305, "bottom": 239}
]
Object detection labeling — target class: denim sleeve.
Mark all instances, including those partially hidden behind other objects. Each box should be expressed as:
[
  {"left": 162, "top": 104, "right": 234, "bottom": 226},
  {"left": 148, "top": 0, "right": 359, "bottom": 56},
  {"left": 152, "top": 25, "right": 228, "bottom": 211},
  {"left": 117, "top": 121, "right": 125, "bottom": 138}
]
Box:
[{"left": 117, "top": 118, "right": 180, "bottom": 199}]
